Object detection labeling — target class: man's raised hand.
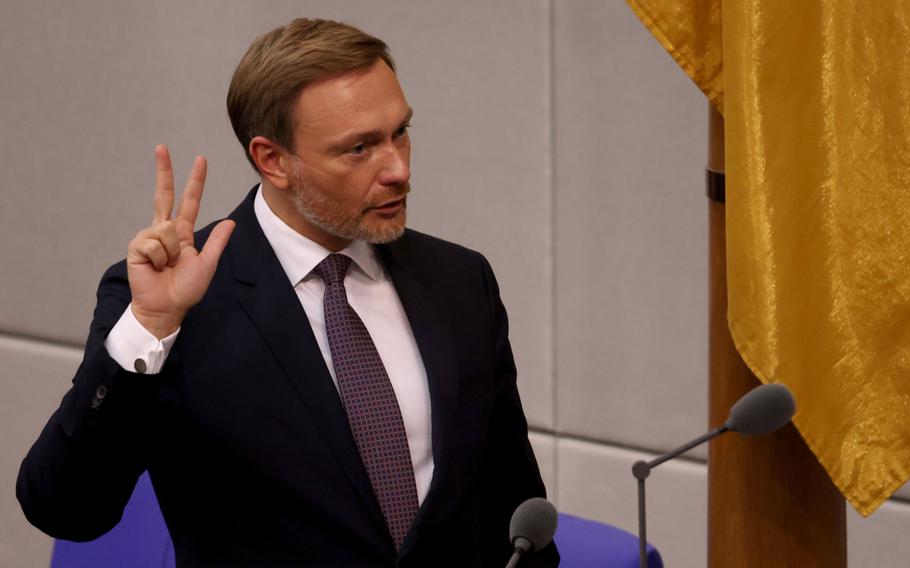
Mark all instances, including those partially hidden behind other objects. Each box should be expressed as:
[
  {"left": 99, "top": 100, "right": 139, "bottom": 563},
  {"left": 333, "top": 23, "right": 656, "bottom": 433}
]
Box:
[{"left": 126, "top": 145, "right": 235, "bottom": 339}]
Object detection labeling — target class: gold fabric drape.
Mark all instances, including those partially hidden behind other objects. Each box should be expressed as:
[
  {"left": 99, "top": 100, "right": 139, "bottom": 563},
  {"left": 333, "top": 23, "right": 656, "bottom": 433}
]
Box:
[{"left": 627, "top": 0, "right": 910, "bottom": 516}]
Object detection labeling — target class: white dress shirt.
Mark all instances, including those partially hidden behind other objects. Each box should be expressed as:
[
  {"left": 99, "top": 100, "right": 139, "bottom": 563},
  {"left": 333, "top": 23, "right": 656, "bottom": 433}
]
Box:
[{"left": 104, "top": 185, "right": 434, "bottom": 504}]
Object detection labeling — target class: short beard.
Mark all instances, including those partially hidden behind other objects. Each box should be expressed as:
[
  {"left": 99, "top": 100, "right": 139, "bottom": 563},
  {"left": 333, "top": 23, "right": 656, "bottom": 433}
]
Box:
[{"left": 288, "top": 171, "right": 407, "bottom": 245}]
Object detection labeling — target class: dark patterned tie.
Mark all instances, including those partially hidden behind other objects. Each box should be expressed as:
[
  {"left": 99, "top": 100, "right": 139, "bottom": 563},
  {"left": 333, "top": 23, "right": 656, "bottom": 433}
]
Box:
[{"left": 313, "top": 253, "right": 420, "bottom": 551}]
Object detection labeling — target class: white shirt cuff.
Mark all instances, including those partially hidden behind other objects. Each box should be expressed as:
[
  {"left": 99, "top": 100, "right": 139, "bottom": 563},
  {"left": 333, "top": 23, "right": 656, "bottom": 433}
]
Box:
[{"left": 104, "top": 304, "right": 179, "bottom": 374}]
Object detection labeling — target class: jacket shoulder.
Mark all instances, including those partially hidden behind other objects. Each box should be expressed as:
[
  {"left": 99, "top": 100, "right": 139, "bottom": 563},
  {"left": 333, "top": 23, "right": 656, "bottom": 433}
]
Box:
[{"left": 391, "top": 228, "right": 489, "bottom": 266}]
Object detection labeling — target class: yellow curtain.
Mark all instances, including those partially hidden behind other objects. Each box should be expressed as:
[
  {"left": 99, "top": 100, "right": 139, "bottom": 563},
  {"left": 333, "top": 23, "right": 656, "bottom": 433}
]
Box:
[{"left": 627, "top": 0, "right": 910, "bottom": 516}]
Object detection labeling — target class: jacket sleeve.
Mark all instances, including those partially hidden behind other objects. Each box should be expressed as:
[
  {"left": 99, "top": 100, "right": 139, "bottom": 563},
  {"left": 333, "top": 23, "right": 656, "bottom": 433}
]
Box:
[
  {"left": 16, "top": 261, "right": 162, "bottom": 541},
  {"left": 476, "top": 257, "right": 559, "bottom": 567}
]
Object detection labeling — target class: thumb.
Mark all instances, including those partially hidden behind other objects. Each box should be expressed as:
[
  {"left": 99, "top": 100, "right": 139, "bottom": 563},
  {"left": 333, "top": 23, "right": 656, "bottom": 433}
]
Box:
[{"left": 198, "top": 219, "right": 236, "bottom": 269}]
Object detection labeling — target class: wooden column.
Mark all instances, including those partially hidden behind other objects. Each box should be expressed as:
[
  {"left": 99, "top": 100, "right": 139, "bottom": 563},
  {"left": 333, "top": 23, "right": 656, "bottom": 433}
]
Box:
[{"left": 705, "top": 104, "right": 846, "bottom": 567}]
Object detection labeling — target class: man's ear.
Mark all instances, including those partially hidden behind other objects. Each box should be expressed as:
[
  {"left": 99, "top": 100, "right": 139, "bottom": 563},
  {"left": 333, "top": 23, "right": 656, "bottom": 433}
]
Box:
[{"left": 249, "top": 136, "right": 291, "bottom": 190}]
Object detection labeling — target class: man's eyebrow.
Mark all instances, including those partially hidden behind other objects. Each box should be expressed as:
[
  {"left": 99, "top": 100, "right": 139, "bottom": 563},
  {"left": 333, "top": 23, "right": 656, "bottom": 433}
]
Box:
[{"left": 329, "top": 107, "right": 414, "bottom": 152}]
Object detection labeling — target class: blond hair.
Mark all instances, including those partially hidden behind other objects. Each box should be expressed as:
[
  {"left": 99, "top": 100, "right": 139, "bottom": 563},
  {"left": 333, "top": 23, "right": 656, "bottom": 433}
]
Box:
[{"left": 227, "top": 18, "right": 395, "bottom": 171}]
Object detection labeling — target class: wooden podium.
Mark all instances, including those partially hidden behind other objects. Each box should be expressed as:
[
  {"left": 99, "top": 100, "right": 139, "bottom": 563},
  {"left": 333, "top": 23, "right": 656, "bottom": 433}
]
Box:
[{"left": 705, "top": 105, "right": 847, "bottom": 567}]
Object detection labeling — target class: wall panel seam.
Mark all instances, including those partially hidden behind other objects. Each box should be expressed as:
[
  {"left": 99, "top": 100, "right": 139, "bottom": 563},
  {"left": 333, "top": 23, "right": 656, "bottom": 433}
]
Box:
[
  {"left": 528, "top": 427, "right": 910, "bottom": 506},
  {"left": 547, "top": 0, "right": 559, "bottom": 493},
  {"left": 529, "top": 426, "right": 707, "bottom": 465},
  {"left": 0, "top": 330, "right": 84, "bottom": 353}
]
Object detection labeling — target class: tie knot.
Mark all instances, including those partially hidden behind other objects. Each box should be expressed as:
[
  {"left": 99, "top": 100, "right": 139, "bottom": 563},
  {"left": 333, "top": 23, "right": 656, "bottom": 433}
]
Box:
[{"left": 314, "top": 253, "right": 352, "bottom": 286}]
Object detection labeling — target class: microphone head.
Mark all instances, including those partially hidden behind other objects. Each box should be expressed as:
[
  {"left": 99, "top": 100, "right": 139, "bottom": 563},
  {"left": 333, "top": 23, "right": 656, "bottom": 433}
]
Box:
[
  {"left": 509, "top": 497, "right": 558, "bottom": 553},
  {"left": 725, "top": 383, "right": 796, "bottom": 436}
]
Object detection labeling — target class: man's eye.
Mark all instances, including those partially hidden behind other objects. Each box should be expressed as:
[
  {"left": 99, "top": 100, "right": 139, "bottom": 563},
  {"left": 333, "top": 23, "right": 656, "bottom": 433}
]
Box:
[
  {"left": 349, "top": 143, "right": 366, "bottom": 155},
  {"left": 395, "top": 123, "right": 411, "bottom": 137}
]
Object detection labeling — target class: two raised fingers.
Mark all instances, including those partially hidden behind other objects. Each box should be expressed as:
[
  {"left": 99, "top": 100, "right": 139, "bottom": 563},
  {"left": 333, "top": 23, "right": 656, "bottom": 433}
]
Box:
[
  {"left": 153, "top": 144, "right": 207, "bottom": 228},
  {"left": 138, "top": 145, "right": 234, "bottom": 272}
]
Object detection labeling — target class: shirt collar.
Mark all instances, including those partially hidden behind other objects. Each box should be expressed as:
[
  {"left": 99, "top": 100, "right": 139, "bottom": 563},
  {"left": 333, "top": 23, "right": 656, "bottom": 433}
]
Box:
[{"left": 253, "top": 185, "right": 382, "bottom": 285}]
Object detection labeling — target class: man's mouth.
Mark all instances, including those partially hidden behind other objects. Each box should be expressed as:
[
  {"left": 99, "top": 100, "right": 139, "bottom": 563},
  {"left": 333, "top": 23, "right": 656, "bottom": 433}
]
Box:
[{"left": 371, "top": 197, "right": 406, "bottom": 214}]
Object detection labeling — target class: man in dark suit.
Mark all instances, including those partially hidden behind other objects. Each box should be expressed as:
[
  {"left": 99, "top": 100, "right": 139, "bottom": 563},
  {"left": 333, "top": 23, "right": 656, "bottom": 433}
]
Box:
[{"left": 17, "top": 18, "right": 557, "bottom": 567}]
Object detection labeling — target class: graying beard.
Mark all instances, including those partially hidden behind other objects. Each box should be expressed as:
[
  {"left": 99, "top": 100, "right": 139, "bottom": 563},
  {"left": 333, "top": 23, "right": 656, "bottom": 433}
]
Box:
[{"left": 290, "top": 186, "right": 405, "bottom": 244}]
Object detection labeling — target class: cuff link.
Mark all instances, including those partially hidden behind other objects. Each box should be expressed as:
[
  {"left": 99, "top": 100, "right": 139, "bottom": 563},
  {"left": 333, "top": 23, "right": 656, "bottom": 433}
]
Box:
[
  {"left": 133, "top": 358, "right": 148, "bottom": 374},
  {"left": 90, "top": 385, "right": 108, "bottom": 410}
]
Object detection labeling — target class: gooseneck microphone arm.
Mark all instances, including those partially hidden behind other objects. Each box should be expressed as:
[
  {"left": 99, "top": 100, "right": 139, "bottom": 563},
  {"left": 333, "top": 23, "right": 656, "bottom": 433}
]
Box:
[
  {"left": 634, "top": 425, "right": 729, "bottom": 480},
  {"left": 635, "top": 473, "right": 646, "bottom": 568},
  {"left": 631, "top": 425, "right": 729, "bottom": 568},
  {"left": 505, "top": 541, "right": 529, "bottom": 568}
]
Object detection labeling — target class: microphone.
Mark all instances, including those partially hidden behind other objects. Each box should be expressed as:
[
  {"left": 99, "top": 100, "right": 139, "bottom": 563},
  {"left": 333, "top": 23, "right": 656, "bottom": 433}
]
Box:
[
  {"left": 505, "top": 497, "right": 558, "bottom": 568},
  {"left": 725, "top": 382, "right": 796, "bottom": 436},
  {"left": 631, "top": 383, "right": 796, "bottom": 568}
]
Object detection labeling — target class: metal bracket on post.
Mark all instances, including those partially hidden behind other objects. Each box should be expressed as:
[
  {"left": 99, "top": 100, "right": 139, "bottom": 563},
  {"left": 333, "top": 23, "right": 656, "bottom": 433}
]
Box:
[{"left": 706, "top": 169, "right": 725, "bottom": 203}]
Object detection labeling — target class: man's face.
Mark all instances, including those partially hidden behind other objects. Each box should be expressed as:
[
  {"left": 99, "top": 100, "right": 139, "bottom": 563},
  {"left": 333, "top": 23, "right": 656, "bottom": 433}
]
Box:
[{"left": 287, "top": 59, "right": 412, "bottom": 249}]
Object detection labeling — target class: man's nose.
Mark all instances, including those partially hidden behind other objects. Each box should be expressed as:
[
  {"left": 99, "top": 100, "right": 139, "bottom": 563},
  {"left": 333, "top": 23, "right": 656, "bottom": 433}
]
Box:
[{"left": 377, "top": 144, "right": 410, "bottom": 186}]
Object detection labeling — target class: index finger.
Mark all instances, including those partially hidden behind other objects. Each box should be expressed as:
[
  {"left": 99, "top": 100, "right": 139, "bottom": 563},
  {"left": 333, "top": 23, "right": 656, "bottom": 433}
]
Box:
[
  {"left": 154, "top": 144, "right": 175, "bottom": 223},
  {"left": 175, "top": 155, "right": 207, "bottom": 228}
]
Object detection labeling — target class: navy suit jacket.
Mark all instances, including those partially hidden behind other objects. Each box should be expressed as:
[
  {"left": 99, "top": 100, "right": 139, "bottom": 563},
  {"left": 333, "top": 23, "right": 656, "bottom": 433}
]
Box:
[{"left": 18, "top": 188, "right": 558, "bottom": 567}]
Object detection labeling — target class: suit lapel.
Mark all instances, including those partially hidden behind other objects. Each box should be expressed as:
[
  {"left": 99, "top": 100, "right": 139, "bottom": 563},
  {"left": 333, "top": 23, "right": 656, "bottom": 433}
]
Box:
[
  {"left": 226, "top": 190, "right": 387, "bottom": 535},
  {"left": 378, "top": 236, "right": 461, "bottom": 553}
]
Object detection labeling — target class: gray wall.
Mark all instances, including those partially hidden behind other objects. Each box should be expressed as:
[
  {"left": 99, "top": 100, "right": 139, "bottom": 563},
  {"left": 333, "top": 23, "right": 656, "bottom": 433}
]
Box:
[{"left": 2, "top": 1, "right": 907, "bottom": 566}]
